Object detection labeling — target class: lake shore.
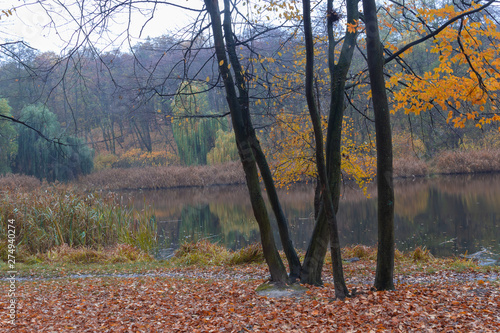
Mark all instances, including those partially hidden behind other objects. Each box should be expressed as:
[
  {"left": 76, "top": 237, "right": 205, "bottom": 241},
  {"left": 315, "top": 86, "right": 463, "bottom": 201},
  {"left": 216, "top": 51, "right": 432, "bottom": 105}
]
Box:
[
  {"left": 82, "top": 148, "right": 500, "bottom": 190},
  {"left": 1, "top": 149, "right": 499, "bottom": 191}
]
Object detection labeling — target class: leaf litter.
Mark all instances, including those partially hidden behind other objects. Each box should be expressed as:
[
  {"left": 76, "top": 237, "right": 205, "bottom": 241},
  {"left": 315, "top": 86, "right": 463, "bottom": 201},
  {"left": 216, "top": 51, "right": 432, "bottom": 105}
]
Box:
[{"left": 1, "top": 262, "right": 499, "bottom": 332}]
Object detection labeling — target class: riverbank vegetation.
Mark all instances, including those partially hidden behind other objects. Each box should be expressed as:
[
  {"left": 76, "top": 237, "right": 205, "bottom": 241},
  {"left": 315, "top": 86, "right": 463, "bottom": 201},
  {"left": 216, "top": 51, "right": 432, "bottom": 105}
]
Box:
[
  {"left": 70, "top": 148, "right": 500, "bottom": 191},
  {"left": 2, "top": 174, "right": 497, "bottom": 274},
  {"left": 2, "top": 238, "right": 498, "bottom": 279},
  {"left": 0, "top": 181, "right": 157, "bottom": 261}
]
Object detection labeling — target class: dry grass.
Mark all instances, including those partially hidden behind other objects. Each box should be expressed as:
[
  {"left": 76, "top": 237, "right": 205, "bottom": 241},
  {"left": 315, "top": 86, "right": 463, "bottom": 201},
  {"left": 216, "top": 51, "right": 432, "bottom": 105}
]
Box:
[
  {"left": 410, "top": 246, "right": 434, "bottom": 262},
  {"left": 0, "top": 174, "right": 42, "bottom": 191},
  {"left": 77, "top": 149, "right": 500, "bottom": 191},
  {"left": 173, "top": 240, "right": 232, "bottom": 266},
  {"left": 171, "top": 243, "right": 438, "bottom": 268},
  {"left": 393, "top": 156, "right": 429, "bottom": 178},
  {"left": 77, "top": 161, "right": 245, "bottom": 190},
  {"left": 342, "top": 244, "right": 377, "bottom": 260},
  {"left": 229, "top": 243, "right": 265, "bottom": 265},
  {"left": 341, "top": 245, "right": 429, "bottom": 262},
  {"left": 0, "top": 184, "right": 157, "bottom": 257},
  {"left": 393, "top": 149, "right": 500, "bottom": 178},
  {"left": 171, "top": 241, "right": 265, "bottom": 266},
  {"left": 433, "top": 149, "right": 500, "bottom": 174},
  {"left": 39, "top": 244, "right": 152, "bottom": 264},
  {"left": 79, "top": 150, "right": 500, "bottom": 192}
]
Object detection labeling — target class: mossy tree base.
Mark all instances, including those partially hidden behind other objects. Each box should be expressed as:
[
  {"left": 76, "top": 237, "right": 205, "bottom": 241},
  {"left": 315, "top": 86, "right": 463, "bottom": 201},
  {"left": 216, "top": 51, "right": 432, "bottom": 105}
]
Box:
[{"left": 255, "top": 282, "right": 308, "bottom": 299}]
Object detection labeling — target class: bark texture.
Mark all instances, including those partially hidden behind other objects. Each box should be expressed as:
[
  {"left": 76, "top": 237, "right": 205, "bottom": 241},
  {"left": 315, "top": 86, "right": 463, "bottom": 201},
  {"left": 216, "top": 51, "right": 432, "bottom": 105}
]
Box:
[
  {"left": 301, "top": 0, "right": 359, "bottom": 288},
  {"left": 302, "top": 0, "right": 348, "bottom": 299},
  {"left": 362, "top": 0, "right": 396, "bottom": 291}
]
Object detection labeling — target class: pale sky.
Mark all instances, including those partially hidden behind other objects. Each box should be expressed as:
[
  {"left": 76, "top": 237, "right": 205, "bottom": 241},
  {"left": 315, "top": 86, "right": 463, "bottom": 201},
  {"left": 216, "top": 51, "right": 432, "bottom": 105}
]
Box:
[{"left": 0, "top": 0, "right": 203, "bottom": 53}]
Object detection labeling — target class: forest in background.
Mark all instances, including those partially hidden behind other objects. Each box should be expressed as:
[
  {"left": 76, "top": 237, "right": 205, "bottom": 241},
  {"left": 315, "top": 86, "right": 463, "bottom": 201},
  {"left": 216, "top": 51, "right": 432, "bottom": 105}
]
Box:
[{"left": 0, "top": 0, "right": 498, "bottom": 184}]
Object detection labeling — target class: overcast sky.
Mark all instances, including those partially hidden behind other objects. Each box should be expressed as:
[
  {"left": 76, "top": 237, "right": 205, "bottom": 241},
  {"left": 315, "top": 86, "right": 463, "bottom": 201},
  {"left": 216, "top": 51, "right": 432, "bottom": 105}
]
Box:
[{"left": 0, "top": 0, "right": 202, "bottom": 53}]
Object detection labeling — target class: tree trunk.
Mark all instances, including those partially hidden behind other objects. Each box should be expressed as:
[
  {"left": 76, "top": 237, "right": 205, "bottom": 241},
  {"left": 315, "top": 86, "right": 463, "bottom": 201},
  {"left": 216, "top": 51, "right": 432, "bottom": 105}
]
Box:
[
  {"left": 362, "top": 0, "right": 396, "bottom": 291},
  {"left": 205, "top": 0, "right": 289, "bottom": 285},
  {"left": 301, "top": 0, "right": 359, "bottom": 287},
  {"left": 302, "top": 0, "right": 348, "bottom": 299},
  {"left": 220, "top": 0, "right": 301, "bottom": 282},
  {"left": 251, "top": 140, "right": 302, "bottom": 281}
]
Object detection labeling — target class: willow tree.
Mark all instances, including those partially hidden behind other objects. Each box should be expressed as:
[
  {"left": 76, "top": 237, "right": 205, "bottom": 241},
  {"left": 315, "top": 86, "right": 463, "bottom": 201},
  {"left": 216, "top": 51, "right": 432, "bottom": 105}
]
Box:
[
  {"left": 171, "top": 81, "right": 227, "bottom": 165},
  {"left": 0, "top": 99, "right": 17, "bottom": 174},
  {"left": 15, "top": 104, "right": 93, "bottom": 181},
  {"left": 207, "top": 129, "right": 239, "bottom": 165}
]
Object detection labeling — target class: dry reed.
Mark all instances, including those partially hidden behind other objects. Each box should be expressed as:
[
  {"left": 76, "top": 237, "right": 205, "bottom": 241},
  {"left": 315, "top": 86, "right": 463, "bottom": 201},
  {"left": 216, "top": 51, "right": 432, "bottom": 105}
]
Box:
[
  {"left": 393, "top": 156, "right": 429, "bottom": 178},
  {"left": 0, "top": 174, "right": 42, "bottom": 191},
  {"left": 40, "top": 244, "right": 152, "bottom": 264},
  {"left": 0, "top": 184, "right": 156, "bottom": 258},
  {"left": 77, "top": 161, "right": 245, "bottom": 191},
  {"left": 172, "top": 241, "right": 265, "bottom": 266},
  {"left": 80, "top": 150, "right": 500, "bottom": 192},
  {"left": 433, "top": 149, "right": 500, "bottom": 174}
]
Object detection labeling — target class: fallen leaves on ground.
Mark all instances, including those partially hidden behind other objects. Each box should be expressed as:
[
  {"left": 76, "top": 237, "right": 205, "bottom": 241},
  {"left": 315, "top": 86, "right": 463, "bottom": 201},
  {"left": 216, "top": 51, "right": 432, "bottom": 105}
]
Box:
[{"left": 1, "top": 265, "right": 499, "bottom": 332}]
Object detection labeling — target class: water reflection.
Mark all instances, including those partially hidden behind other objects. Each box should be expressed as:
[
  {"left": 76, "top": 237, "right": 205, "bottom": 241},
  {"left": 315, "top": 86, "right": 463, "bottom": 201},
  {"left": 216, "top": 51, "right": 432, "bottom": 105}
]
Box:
[{"left": 126, "top": 174, "right": 500, "bottom": 258}]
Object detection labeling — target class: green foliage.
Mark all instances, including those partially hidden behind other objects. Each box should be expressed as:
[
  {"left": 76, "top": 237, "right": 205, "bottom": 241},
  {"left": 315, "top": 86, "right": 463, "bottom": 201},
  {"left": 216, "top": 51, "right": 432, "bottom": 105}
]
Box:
[
  {"left": 207, "top": 129, "right": 239, "bottom": 165},
  {"left": 0, "top": 99, "right": 17, "bottom": 174},
  {"left": 171, "top": 82, "right": 226, "bottom": 165},
  {"left": 15, "top": 104, "right": 94, "bottom": 181}
]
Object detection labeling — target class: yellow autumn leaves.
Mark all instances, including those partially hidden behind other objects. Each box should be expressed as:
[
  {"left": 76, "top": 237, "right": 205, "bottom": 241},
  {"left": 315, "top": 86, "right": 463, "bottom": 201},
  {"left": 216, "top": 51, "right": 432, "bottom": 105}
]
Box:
[{"left": 383, "top": 1, "right": 500, "bottom": 130}]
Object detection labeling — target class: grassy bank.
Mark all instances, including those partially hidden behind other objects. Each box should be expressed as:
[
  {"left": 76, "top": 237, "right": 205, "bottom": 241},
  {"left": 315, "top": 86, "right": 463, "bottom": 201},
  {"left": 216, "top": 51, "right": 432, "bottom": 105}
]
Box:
[
  {"left": 0, "top": 182, "right": 156, "bottom": 261},
  {"left": 70, "top": 149, "right": 500, "bottom": 191},
  {"left": 76, "top": 161, "right": 245, "bottom": 190},
  {"left": 2, "top": 240, "right": 497, "bottom": 277},
  {"left": 395, "top": 148, "right": 500, "bottom": 177}
]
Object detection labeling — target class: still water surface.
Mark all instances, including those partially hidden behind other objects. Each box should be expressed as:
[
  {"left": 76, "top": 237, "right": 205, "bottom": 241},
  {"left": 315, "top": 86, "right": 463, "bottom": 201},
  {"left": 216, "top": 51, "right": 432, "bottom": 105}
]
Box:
[{"left": 126, "top": 174, "right": 500, "bottom": 259}]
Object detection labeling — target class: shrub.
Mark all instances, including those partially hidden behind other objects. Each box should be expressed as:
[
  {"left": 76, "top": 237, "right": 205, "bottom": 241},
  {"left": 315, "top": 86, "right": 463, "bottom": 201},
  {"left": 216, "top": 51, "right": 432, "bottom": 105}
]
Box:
[
  {"left": 113, "top": 148, "right": 172, "bottom": 168},
  {"left": 410, "top": 246, "right": 434, "bottom": 262},
  {"left": 229, "top": 243, "right": 264, "bottom": 265},
  {"left": 173, "top": 241, "right": 231, "bottom": 266},
  {"left": 0, "top": 174, "right": 41, "bottom": 191},
  {"left": 393, "top": 156, "right": 429, "bottom": 177},
  {"left": 342, "top": 244, "right": 376, "bottom": 260},
  {"left": 94, "top": 153, "right": 119, "bottom": 171}
]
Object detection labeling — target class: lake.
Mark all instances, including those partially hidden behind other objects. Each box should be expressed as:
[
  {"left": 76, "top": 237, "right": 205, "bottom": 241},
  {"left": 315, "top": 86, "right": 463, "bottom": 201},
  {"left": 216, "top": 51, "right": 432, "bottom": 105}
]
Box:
[{"left": 124, "top": 174, "right": 500, "bottom": 259}]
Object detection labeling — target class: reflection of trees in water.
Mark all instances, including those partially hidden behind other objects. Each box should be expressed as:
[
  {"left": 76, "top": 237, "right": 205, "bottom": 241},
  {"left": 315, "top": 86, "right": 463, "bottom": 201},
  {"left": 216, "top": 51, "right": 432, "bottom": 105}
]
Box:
[
  {"left": 337, "top": 200, "right": 378, "bottom": 247},
  {"left": 177, "top": 204, "right": 221, "bottom": 244},
  {"left": 392, "top": 174, "right": 500, "bottom": 256},
  {"left": 209, "top": 203, "right": 259, "bottom": 250},
  {"left": 394, "top": 180, "right": 430, "bottom": 219},
  {"left": 132, "top": 174, "right": 500, "bottom": 255}
]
